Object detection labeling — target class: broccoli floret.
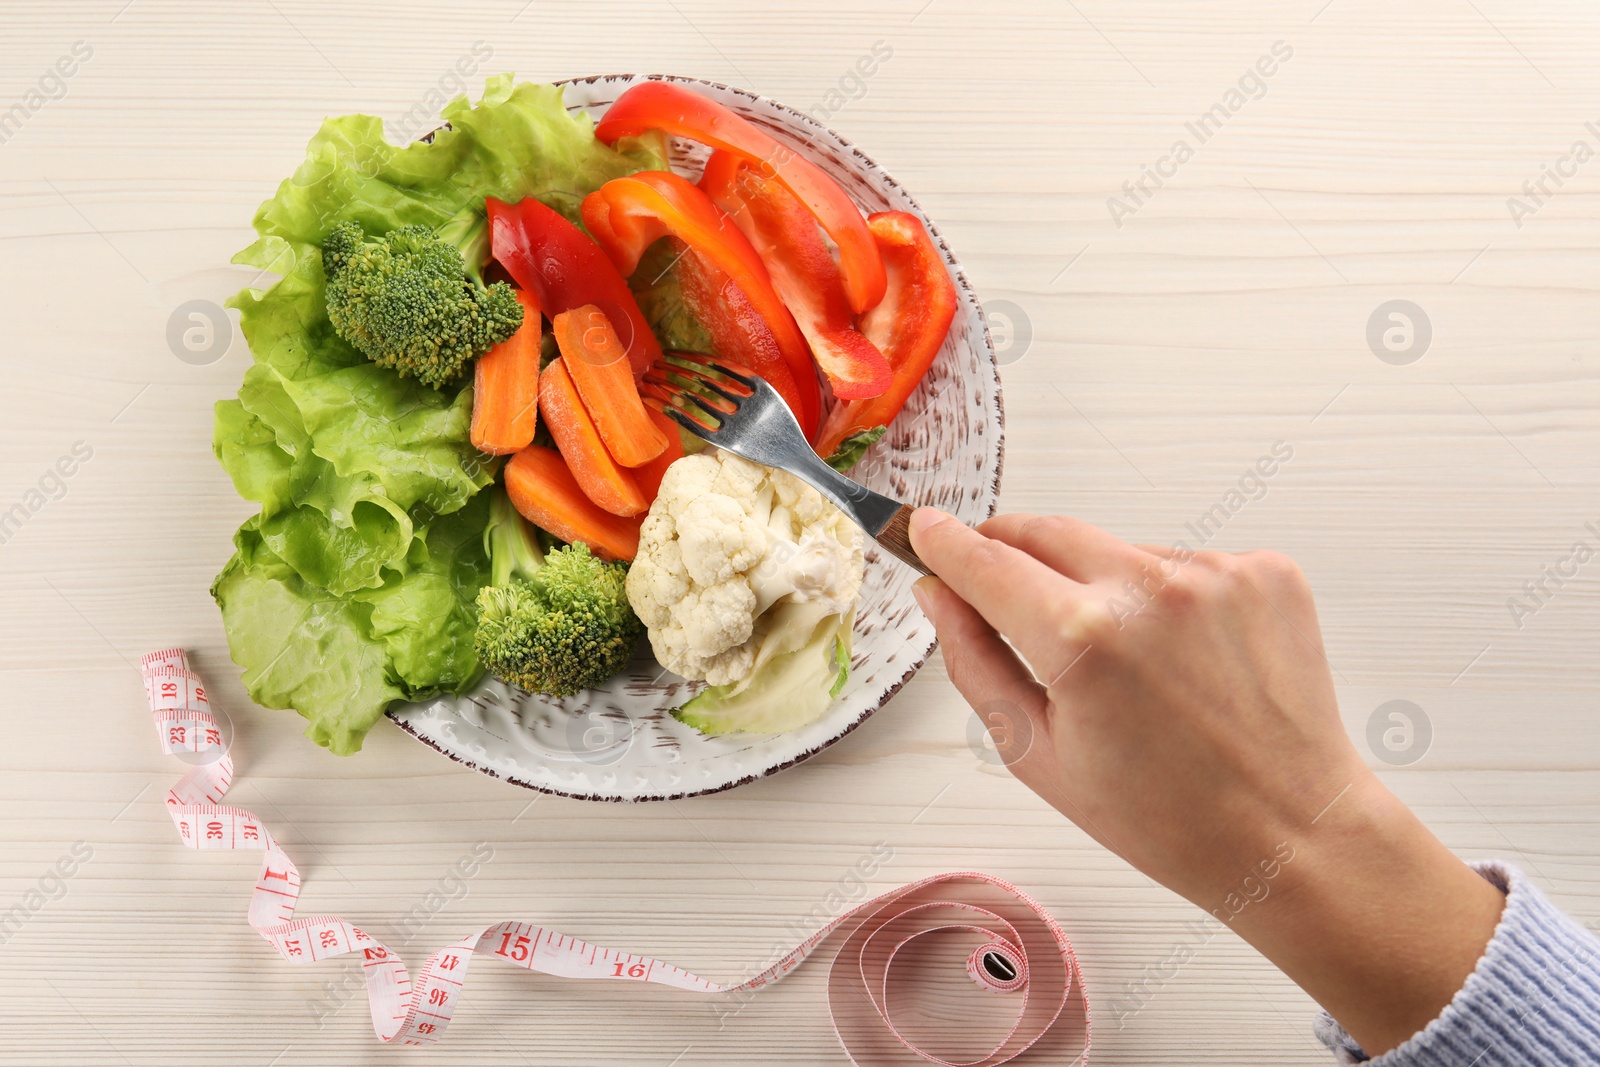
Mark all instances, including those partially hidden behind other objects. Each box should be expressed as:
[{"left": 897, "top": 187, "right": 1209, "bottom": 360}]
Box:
[
  {"left": 322, "top": 218, "right": 524, "bottom": 389},
  {"left": 473, "top": 489, "right": 642, "bottom": 697}
]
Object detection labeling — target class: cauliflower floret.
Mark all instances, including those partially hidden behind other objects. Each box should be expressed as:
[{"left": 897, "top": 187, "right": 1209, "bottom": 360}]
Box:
[
  {"left": 645, "top": 622, "right": 757, "bottom": 687},
  {"left": 771, "top": 469, "right": 832, "bottom": 528},
  {"left": 635, "top": 578, "right": 759, "bottom": 686},
  {"left": 656, "top": 451, "right": 720, "bottom": 510},
  {"left": 678, "top": 579, "right": 757, "bottom": 655},
  {"left": 624, "top": 527, "right": 687, "bottom": 630},
  {"left": 625, "top": 448, "right": 866, "bottom": 689},
  {"left": 708, "top": 452, "right": 771, "bottom": 503},
  {"left": 676, "top": 494, "right": 765, "bottom": 586},
  {"left": 786, "top": 533, "right": 858, "bottom": 603}
]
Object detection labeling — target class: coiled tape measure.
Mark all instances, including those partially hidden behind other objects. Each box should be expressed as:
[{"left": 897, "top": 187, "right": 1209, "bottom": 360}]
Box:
[{"left": 142, "top": 648, "right": 1090, "bottom": 1063}]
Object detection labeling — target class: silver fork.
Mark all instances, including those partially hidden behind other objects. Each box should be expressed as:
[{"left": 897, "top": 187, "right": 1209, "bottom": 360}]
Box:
[{"left": 642, "top": 355, "right": 929, "bottom": 575}]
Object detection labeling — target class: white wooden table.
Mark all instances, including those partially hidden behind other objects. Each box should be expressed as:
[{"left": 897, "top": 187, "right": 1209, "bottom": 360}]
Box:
[{"left": 3, "top": 2, "right": 1598, "bottom": 1063}]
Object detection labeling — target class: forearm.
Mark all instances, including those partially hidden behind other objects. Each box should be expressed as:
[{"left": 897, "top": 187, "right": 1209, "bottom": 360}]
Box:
[{"left": 1227, "top": 775, "right": 1505, "bottom": 1056}]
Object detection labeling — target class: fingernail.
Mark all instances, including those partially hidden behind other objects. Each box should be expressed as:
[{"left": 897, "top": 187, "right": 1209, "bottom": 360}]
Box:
[
  {"left": 910, "top": 507, "right": 953, "bottom": 538},
  {"left": 912, "top": 577, "right": 936, "bottom": 620}
]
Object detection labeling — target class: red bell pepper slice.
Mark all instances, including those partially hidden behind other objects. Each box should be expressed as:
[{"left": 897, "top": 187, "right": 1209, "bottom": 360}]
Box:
[
  {"left": 593, "top": 81, "right": 887, "bottom": 315},
  {"left": 581, "top": 171, "right": 820, "bottom": 438},
  {"left": 815, "top": 211, "right": 958, "bottom": 461},
  {"left": 485, "top": 196, "right": 661, "bottom": 379},
  {"left": 670, "top": 253, "right": 817, "bottom": 438},
  {"left": 700, "top": 152, "right": 892, "bottom": 401}
]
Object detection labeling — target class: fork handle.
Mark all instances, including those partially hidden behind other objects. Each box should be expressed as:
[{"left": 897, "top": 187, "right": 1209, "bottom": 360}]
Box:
[{"left": 870, "top": 503, "right": 931, "bottom": 576}]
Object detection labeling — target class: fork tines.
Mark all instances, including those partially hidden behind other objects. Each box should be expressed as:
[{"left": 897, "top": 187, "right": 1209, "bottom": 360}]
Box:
[{"left": 641, "top": 354, "right": 757, "bottom": 435}]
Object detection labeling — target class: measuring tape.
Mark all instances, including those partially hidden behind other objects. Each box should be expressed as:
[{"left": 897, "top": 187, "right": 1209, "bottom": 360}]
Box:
[{"left": 142, "top": 648, "right": 1091, "bottom": 1062}]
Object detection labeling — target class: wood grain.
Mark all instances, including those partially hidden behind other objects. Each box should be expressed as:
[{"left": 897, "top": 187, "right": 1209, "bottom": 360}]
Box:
[
  {"left": 2, "top": 1, "right": 1599, "bottom": 1064},
  {"left": 871, "top": 503, "right": 930, "bottom": 575}
]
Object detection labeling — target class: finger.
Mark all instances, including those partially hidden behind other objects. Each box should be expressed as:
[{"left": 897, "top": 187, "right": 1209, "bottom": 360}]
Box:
[
  {"left": 909, "top": 508, "right": 1089, "bottom": 679},
  {"left": 915, "top": 577, "right": 1051, "bottom": 772},
  {"left": 1135, "top": 543, "right": 1186, "bottom": 560},
  {"left": 978, "top": 513, "right": 1152, "bottom": 583}
]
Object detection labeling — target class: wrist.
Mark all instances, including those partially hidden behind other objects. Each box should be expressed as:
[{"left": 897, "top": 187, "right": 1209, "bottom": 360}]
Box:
[{"left": 1227, "top": 774, "right": 1505, "bottom": 1056}]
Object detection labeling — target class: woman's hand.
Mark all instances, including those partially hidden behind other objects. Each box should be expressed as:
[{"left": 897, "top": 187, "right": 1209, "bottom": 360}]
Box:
[{"left": 908, "top": 509, "right": 1504, "bottom": 1055}]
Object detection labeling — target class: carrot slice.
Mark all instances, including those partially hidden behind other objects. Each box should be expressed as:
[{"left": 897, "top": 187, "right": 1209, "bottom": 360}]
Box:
[
  {"left": 633, "top": 405, "right": 686, "bottom": 506},
  {"left": 538, "top": 357, "right": 648, "bottom": 517},
  {"left": 504, "top": 446, "right": 642, "bottom": 561},
  {"left": 470, "top": 288, "right": 542, "bottom": 455},
  {"left": 551, "top": 305, "right": 669, "bottom": 467}
]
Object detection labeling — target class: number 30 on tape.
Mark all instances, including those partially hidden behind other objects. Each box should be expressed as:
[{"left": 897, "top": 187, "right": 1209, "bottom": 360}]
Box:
[{"left": 141, "top": 649, "right": 1091, "bottom": 1064}]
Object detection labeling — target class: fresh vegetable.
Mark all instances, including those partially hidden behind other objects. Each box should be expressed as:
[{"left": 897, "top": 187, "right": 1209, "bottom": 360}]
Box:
[
  {"left": 504, "top": 445, "right": 643, "bottom": 562},
  {"left": 212, "top": 74, "right": 951, "bottom": 754},
  {"left": 552, "top": 305, "right": 669, "bottom": 467},
  {"left": 474, "top": 489, "right": 642, "bottom": 697},
  {"left": 677, "top": 610, "right": 853, "bottom": 735},
  {"left": 627, "top": 240, "right": 717, "bottom": 355},
  {"left": 539, "top": 358, "right": 649, "bottom": 517},
  {"left": 581, "top": 172, "right": 820, "bottom": 436},
  {"left": 823, "top": 426, "right": 887, "bottom": 473},
  {"left": 470, "top": 287, "right": 543, "bottom": 454},
  {"left": 632, "top": 404, "right": 686, "bottom": 504},
  {"left": 487, "top": 195, "right": 661, "bottom": 378},
  {"left": 212, "top": 493, "right": 491, "bottom": 755},
  {"left": 215, "top": 77, "right": 669, "bottom": 753},
  {"left": 700, "top": 152, "right": 892, "bottom": 401},
  {"left": 595, "top": 81, "right": 887, "bottom": 314},
  {"left": 816, "top": 212, "right": 958, "bottom": 461},
  {"left": 580, "top": 170, "right": 767, "bottom": 279},
  {"left": 625, "top": 449, "right": 863, "bottom": 734},
  {"left": 673, "top": 250, "right": 820, "bottom": 440},
  {"left": 321, "top": 220, "right": 525, "bottom": 388}
]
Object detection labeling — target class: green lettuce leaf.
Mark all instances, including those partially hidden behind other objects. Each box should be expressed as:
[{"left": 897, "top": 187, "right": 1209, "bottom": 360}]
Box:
[
  {"left": 211, "top": 494, "right": 490, "bottom": 755},
  {"left": 354, "top": 491, "right": 491, "bottom": 694},
  {"left": 213, "top": 76, "right": 669, "bottom": 753},
  {"left": 211, "top": 518, "right": 406, "bottom": 755}
]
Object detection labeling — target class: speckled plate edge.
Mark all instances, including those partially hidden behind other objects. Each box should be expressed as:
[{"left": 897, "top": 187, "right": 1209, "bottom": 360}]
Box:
[{"left": 387, "top": 73, "right": 1004, "bottom": 801}]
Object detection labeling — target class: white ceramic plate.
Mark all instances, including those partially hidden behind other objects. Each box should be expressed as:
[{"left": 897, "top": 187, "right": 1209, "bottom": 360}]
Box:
[{"left": 388, "top": 74, "right": 1004, "bottom": 801}]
